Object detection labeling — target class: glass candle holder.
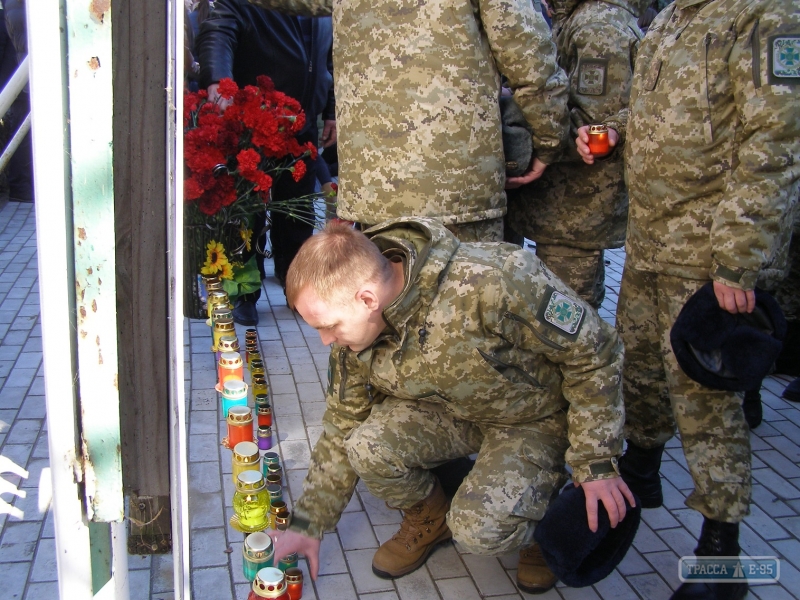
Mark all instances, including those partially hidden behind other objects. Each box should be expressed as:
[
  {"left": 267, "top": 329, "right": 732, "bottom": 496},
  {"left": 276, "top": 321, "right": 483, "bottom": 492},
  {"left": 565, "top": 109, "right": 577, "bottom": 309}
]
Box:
[
  {"left": 247, "top": 349, "right": 262, "bottom": 370},
  {"left": 249, "top": 567, "right": 289, "bottom": 600},
  {"left": 257, "top": 426, "right": 273, "bottom": 451},
  {"left": 587, "top": 124, "right": 610, "bottom": 155},
  {"left": 251, "top": 359, "right": 266, "bottom": 379},
  {"left": 211, "top": 303, "right": 233, "bottom": 328},
  {"left": 213, "top": 317, "right": 236, "bottom": 352},
  {"left": 221, "top": 379, "right": 248, "bottom": 421},
  {"left": 232, "top": 441, "right": 261, "bottom": 485},
  {"left": 245, "top": 342, "right": 259, "bottom": 367},
  {"left": 256, "top": 399, "right": 272, "bottom": 427},
  {"left": 269, "top": 500, "right": 287, "bottom": 530},
  {"left": 278, "top": 552, "right": 299, "bottom": 572},
  {"left": 274, "top": 512, "right": 290, "bottom": 532},
  {"left": 232, "top": 470, "right": 270, "bottom": 533},
  {"left": 225, "top": 405, "right": 254, "bottom": 449},
  {"left": 218, "top": 351, "right": 244, "bottom": 388},
  {"left": 266, "top": 473, "right": 282, "bottom": 487},
  {"left": 217, "top": 334, "right": 240, "bottom": 355},
  {"left": 252, "top": 376, "right": 269, "bottom": 399},
  {"left": 243, "top": 531, "right": 274, "bottom": 582},
  {"left": 207, "top": 290, "right": 230, "bottom": 320},
  {"left": 284, "top": 567, "right": 303, "bottom": 600},
  {"left": 266, "top": 483, "right": 282, "bottom": 504},
  {"left": 245, "top": 328, "right": 258, "bottom": 342},
  {"left": 266, "top": 463, "right": 283, "bottom": 485},
  {"left": 263, "top": 452, "right": 280, "bottom": 467}
]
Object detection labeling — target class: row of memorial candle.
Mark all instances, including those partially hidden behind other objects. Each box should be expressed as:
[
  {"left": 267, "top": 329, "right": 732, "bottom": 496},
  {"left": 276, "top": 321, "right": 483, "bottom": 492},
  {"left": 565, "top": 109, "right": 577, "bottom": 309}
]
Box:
[{"left": 203, "top": 277, "right": 301, "bottom": 597}]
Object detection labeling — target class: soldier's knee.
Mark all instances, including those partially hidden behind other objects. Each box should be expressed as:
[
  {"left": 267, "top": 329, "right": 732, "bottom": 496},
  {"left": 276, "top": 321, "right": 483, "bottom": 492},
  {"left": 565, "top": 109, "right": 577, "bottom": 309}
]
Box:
[
  {"left": 447, "top": 510, "right": 530, "bottom": 556},
  {"left": 344, "top": 426, "right": 396, "bottom": 477}
]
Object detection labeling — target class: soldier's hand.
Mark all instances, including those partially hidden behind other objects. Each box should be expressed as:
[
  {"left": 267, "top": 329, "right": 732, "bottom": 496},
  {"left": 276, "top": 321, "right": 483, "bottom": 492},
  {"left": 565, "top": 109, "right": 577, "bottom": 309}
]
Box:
[
  {"left": 207, "top": 83, "right": 233, "bottom": 111},
  {"left": 321, "top": 119, "right": 337, "bottom": 148},
  {"left": 575, "top": 126, "right": 619, "bottom": 165},
  {"left": 713, "top": 281, "right": 756, "bottom": 314},
  {"left": 505, "top": 158, "right": 548, "bottom": 189},
  {"left": 575, "top": 477, "right": 636, "bottom": 533},
  {"left": 269, "top": 529, "right": 322, "bottom": 580}
]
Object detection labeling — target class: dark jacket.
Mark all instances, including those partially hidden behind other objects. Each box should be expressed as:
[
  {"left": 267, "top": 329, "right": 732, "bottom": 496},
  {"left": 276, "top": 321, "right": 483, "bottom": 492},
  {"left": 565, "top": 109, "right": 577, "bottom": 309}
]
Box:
[{"left": 195, "top": 0, "right": 335, "bottom": 136}]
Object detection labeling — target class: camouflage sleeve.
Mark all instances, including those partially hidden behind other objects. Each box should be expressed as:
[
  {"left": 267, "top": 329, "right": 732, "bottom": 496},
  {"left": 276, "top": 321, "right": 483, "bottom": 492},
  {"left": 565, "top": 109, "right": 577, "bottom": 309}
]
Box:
[
  {"left": 497, "top": 250, "right": 625, "bottom": 482},
  {"left": 479, "top": 0, "right": 569, "bottom": 165},
  {"left": 246, "top": 0, "right": 331, "bottom": 17},
  {"left": 290, "top": 346, "right": 383, "bottom": 539},
  {"left": 709, "top": 9, "right": 800, "bottom": 290}
]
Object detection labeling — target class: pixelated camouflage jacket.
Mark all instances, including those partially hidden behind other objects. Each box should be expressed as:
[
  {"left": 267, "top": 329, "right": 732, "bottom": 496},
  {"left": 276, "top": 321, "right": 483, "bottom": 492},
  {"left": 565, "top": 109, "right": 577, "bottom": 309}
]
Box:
[
  {"left": 246, "top": 0, "right": 569, "bottom": 226},
  {"left": 624, "top": 0, "right": 800, "bottom": 289},
  {"left": 289, "top": 217, "right": 624, "bottom": 539},
  {"left": 508, "top": 0, "right": 645, "bottom": 249}
]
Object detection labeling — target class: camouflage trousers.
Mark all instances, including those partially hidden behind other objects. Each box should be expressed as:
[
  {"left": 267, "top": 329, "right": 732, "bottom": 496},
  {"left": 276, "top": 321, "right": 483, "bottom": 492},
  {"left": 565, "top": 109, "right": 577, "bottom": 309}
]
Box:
[
  {"left": 536, "top": 243, "right": 606, "bottom": 309},
  {"left": 344, "top": 397, "right": 569, "bottom": 555},
  {"left": 616, "top": 266, "right": 751, "bottom": 522}
]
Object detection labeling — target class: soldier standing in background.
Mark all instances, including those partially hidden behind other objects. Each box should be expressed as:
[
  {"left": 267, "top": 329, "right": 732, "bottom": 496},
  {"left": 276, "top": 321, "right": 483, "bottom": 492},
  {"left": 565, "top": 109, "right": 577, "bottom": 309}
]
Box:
[
  {"left": 246, "top": 0, "right": 570, "bottom": 243},
  {"left": 509, "top": 0, "right": 646, "bottom": 308},
  {"left": 272, "top": 218, "right": 633, "bottom": 594},
  {"left": 576, "top": 1, "right": 799, "bottom": 598}
]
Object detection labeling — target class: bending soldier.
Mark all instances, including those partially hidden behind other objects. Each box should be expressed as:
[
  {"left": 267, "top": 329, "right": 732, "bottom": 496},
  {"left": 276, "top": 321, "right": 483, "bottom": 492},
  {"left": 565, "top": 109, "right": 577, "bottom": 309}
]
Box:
[{"left": 273, "top": 217, "right": 634, "bottom": 594}]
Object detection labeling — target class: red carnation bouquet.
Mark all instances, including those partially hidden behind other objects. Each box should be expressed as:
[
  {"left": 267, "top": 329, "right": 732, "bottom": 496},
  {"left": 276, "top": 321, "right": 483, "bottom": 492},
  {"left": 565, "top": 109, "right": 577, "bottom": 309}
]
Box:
[{"left": 184, "top": 76, "right": 320, "bottom": 300}]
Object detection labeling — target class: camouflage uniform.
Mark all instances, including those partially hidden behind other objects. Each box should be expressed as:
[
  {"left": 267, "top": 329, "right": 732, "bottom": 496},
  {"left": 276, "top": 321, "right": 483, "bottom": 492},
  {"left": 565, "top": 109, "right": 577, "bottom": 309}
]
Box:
[
  {"left": 619, "top": 0, "right": 800, "bottom": 522},
  {"left": 288, "top": 217, "right": 624, "bottom": 554},
  {"left": 508, "top": 0, "right": 645, "bottom": 308},
  {"left": 247, "top": 0, "right": 569, "bottom": 238}
]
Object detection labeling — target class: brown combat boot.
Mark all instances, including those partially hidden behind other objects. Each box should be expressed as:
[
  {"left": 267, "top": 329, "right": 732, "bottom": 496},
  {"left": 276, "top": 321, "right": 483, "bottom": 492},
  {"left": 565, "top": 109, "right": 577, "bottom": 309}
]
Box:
[
  {"left": 371, "top": 478, "right": 452, "bottom": 579},
  {"left": 517, "top": 543, "right": 558, "bottom": 594}
]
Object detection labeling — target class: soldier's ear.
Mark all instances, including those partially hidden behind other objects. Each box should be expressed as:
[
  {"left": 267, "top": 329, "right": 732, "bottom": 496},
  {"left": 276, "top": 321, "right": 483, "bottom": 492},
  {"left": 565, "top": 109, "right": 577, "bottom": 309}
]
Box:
[{"left": 355, "top": 287, "right": 381, "bottom": 312}]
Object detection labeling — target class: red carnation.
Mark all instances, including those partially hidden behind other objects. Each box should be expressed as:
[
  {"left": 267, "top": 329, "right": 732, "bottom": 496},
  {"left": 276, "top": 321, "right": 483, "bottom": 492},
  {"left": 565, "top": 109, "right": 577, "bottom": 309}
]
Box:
[
  {"left": 291, "top": 160, "right": 307, "bottom": 182},
  {"left": 216, "top": 78, "right": 238, "bottom": 100}
]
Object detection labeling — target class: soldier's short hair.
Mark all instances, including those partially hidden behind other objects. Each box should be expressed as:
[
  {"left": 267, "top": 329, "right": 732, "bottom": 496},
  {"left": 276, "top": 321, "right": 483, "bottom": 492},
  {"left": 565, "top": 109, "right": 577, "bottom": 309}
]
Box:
[{"left": 286, "top": 222, "right": 393, "bottom": 309}]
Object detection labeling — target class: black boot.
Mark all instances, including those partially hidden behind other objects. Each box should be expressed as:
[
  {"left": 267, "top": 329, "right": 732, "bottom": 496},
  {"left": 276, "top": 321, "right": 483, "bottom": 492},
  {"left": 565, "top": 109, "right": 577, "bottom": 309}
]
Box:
[
  {"left": 670, "top": 518, "right": 748, "bottom": 600},
  {"left": 618, "top": 441, "right": 664, "bottom": 508},
  {"left": 782, "top": 378, "right": 800, "bottom": 403},
  {"left": 742, "top": 389, "right": 762, "bottom": 428}
]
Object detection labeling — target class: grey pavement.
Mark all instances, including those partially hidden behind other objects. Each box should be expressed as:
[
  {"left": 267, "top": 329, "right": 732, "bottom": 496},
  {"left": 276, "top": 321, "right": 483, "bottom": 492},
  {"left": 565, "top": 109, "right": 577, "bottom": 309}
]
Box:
[{"left": 1, "top": 200, "right": 799, "bottom": 599}]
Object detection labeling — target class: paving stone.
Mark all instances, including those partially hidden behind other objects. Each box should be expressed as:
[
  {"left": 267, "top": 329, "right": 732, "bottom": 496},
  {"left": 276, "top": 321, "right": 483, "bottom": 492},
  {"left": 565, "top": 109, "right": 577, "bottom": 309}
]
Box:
[
  {"left": 28, "top": 537, "right": 57, "bottom": 582},
  {"left": 770, "top": 538, "right": 800, "bottom": 569},
  {"left": 346, "top": 548, "right": 395, "bottom": 594},
  {"left": 271, "top": 393, "right": 301, "bottom": 417},
  {"left": 359, "top": 592, "right": 399, "bottom": 600},
  {"left": 6, "top": 419, "right": 42, "bottom": 445},
  {"left": 338, "top": 511, "right": 379, "bottom": 551},
  {"left": 189, "top": 492, "right": 225, "bottom": 530},
  {"left": 592, "top": 570, "right": 640, "bottom": 599},
  {"left": 189, "top": 410, "right": 218, "bottom": 435},
  {"left": 626, "top": 572, "right": 673, "bottom": 600},
  {"left": 4, "top": 560, "right": 31, "bottom": 600},
  {"left": 300, "top": 401, "right": 327, "bottom": 424},
  {"left": 272, "top": 414, "right": 307, "bottom": 442},
  {"left": 743, "top": 504, "right": 791, "bottom": 541},
  {"left": 425, "top": 542, "right": 468, "bottom": 579},
  {"left": 752, "top": 468, "right": 800, "bottom": 500},
  {"left": 659, "top": 459, "right": 694, "bottom": 490},
  {"left": 16, "top": 395, "right": 45, "bottom": 420},
  {"left": 361, "top": 490, "right": 403, "bottom": 527},
  {"left": 750, "top": 484, "right": 797, "bottom": 517},
  {"left": 0, "top": 521, "right": 40, "bottom": 563},
  {"left": 749, "top": 584, "right": 797, "bottom": 600},
  {"left": 764, "top": 435, "right": 800, "bottom": 463},
  {"left": 461, "top": 554, "right": 517, "bottom": 596},
  {"left": 656, "top": 527, "right": 697, "bottom": 558},
  {"left": 435, "top": 576, "right": 482, "bottom": 600},
  {"left": 297, "top": 381, "right": 325, "bottom": 403},
  {"left": 313, "top": 573, "right": 357, "bottom": 598},
  {"left": 188, "top": 461, "right": 223, "bottom": 494},
  {"left": 191, "top": 567, "right": 234, "bottom": 600},
  {"left": 641, "top": 506, "right": 681, "bottom": 531},
  {"left": 318, "top": 531, "right": 348, "bottom": 576},
  {"left": 632, "top": 522, "right": 669, "bottom": 553},
  {"left": 392, "top": 565, "right": 440, "bottom": 600},
  {"left": 278, "top": 439, "right": 311, "bottom": 471},
  {"left": 23, "top": 581, "right": 59, "bottom": 600}
]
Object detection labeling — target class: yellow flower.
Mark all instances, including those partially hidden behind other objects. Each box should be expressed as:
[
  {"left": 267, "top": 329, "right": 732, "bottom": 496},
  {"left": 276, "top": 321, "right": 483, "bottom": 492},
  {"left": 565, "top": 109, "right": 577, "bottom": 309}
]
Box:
[
  {"left": 219, "top": 262, "right": 234, "bottom": 280},
  {"left": 201, "top": 240, "right": 229, "bottom": 275},
  {"left": 240, "top": 227, "right": 253, "bottom": 252}
]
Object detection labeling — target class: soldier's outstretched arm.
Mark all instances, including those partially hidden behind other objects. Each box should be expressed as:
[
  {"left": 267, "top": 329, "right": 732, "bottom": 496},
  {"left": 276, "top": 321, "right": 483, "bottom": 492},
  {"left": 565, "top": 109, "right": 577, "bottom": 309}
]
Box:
[{"left": 270, "top": 529, "right": 322, "bottom": 579}]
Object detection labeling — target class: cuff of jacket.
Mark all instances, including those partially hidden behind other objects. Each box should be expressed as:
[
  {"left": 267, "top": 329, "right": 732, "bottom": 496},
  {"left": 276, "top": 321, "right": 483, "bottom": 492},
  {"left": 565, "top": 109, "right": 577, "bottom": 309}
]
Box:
[
  {"left": 710, "top": 261, "right": 758, "bottom": 290},
  {"left": 571, "top": 457, "right": 621, "bottom": 483},
  {"left": 287, "top": 508, "right": 325, "bottom": 540},
  {"left": 534, "top": 142, "right": 560, "bottom": 166}
]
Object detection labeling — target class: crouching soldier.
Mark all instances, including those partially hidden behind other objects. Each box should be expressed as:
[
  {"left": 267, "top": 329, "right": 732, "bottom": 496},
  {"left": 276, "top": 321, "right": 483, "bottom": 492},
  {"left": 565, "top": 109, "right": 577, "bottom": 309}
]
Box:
[{"left": 274, "top": 217, "right": 634, "bottom": 594}]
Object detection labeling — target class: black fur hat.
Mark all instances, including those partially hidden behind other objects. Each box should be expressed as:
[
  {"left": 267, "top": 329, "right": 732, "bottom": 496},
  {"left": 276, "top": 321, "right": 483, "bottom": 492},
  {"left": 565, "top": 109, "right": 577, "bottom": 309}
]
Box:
[
  {"left": 533, "top": 484, "right": 641, "bottom": 588},
  {"left": 670, "top": 283, "right": 786, "bottom": 392}
]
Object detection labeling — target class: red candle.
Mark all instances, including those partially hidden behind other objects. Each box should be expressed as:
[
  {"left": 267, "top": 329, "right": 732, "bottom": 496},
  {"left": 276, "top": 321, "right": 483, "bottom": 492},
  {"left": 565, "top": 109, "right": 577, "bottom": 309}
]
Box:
[{"left": 587, "top": 124, "right": 610, "bottom": 155}]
